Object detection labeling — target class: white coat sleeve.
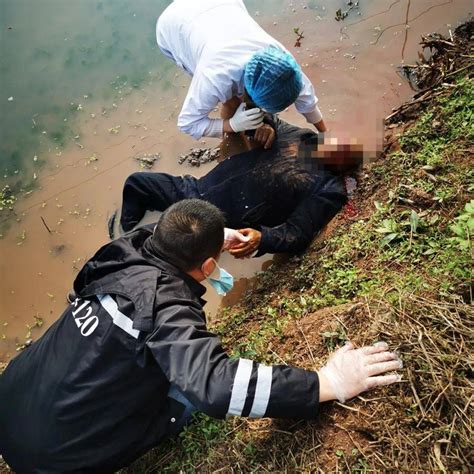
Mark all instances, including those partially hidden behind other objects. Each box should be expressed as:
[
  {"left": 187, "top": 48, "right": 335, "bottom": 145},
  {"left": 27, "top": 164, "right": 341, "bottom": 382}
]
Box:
[
  {"left": 177, "top": 71, "right": 227, "bottom": 140},
  {"left": 294, "top": 72, "right": 323, "bottom": 124}
]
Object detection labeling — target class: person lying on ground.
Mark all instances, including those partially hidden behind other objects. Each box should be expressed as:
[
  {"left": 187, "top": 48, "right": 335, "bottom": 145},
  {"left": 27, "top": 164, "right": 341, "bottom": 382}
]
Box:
[
  {"left": 115, "top": 118, "right": 362, "bottom": 257},
  {"left": 0, "top": 199, "right": 402, "bottom": 473},
  {"left": 156, "top": 0, "right": 327, "bottom": 150}
]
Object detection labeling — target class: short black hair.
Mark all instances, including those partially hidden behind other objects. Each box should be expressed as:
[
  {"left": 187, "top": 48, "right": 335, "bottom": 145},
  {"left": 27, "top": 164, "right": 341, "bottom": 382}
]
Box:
[{"left": 151, "top": 199, "right": 225, "bottom": 271}]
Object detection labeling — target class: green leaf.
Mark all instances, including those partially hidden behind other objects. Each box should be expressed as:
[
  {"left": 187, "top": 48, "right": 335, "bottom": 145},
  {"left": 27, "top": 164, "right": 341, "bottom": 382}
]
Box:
[
  {"left": 410, "top": 210, "right": 420, "bottom": 234},
  {"left": 376, "top": 219, "right": 397, "bottom": 234},
  {"left": 381, "top": 233, "right": 399, "bottom": 246},
  {"left": 450, "top": 223, "right": 465, "bottom": 237},
  {"left": 467, "top": 216, "right": 474, "bottom": 231},
  {"left": 465, "top": 200, "right": 474, "bottom": 214}
]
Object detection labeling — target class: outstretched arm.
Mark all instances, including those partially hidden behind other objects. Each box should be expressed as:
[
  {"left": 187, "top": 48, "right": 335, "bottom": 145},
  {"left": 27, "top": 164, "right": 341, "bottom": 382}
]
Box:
[
  {"left": 147, "top": 303, "right": 402, "bottom": 418},
  {"left": 147, "top": 303, "right": 319, "bottom": 419}
]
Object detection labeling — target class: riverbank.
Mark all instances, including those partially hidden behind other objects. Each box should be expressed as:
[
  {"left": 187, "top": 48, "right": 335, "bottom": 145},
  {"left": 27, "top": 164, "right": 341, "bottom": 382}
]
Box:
[{"left": 125, "top": 20, "right": 473, "bottom": 473}]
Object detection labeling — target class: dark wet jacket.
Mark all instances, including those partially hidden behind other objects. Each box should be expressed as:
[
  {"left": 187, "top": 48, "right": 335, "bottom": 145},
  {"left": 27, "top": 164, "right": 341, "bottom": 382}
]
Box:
[
  {"left": 195, "top": 146, "right": 347, "bottom": 255},
  {"left": 0, "top": 226, "right": 319, "bottom": 473}
]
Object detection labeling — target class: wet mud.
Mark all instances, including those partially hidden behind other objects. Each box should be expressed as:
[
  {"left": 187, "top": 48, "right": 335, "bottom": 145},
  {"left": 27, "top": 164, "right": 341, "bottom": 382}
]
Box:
[{"left": 1, "top": 0, "right": 472, "bottom": 362}]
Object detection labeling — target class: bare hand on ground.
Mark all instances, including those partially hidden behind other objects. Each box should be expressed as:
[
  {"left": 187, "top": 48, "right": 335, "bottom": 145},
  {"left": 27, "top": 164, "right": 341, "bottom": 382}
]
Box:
[
  {"left": 228, "top": 228, "right": 262, "bottom": 258},
  {"left": 254, "top": 124, "right": 276, "bottom": 149},
  {"left": 318, "top": 341, "right": 402, "bottom": 402}
]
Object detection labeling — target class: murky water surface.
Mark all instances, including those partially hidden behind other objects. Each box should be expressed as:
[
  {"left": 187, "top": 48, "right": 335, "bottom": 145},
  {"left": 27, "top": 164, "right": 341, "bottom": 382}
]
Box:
[{"left": 0, "top": 0, "right": 472, "bottom": 361}]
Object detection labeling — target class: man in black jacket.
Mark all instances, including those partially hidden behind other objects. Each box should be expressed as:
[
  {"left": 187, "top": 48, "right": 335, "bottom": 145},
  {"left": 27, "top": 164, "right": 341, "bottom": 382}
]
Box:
[
  {"left": 0, "top": 200, "right": 401, "bottom": 472},
  {"left": 116, "top": 118, "right": 353, "bottom": 257}
]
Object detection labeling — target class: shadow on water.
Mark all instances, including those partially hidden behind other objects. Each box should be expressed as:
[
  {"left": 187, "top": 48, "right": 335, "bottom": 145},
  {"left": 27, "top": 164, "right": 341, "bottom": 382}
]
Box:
[{"left": 0, "top": 0, "right": 472, "bottom": 361}]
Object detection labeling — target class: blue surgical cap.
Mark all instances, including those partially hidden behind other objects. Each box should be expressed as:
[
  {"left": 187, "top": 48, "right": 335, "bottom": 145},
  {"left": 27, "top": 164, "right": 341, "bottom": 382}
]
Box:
[{"left": 244, "top": 46, "right": 303, "bottom": 114}]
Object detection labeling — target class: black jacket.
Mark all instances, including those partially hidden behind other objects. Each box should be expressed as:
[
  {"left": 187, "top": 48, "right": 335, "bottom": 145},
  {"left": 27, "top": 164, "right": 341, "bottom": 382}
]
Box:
[
  {"left": 197, "top": 151, "right": 347, "bottom": 254},
  {"left": 0, "top": 226, "right": 319, "bottom": 473}
]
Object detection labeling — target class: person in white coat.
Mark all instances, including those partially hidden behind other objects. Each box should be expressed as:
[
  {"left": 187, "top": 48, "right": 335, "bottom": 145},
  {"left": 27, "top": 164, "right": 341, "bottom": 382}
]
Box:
[{"left": 156, "top": 0, "right": 327, "bottom": 148}]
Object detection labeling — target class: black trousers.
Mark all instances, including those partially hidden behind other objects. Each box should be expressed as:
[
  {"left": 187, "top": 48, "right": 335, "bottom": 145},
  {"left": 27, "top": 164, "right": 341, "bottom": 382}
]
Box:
[{"left": 120, "top": 172, "right": 199, "bottom": 231}]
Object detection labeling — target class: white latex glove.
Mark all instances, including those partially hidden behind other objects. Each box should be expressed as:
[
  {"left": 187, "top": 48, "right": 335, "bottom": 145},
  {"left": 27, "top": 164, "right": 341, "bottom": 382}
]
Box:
[
  {"left": 229, "top": 103, "right": 264, "bottom": 133},
  {"left": 223, "top": 227, "right": 250, "bottom": 251},
  {"left": 318, "top": 341, "right": 402, "bottom": 402}
]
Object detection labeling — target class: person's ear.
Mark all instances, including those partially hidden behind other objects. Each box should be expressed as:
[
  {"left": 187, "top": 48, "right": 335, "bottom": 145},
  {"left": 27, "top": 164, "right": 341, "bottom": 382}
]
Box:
[{"left": 201, "top": 257, "right": 217, "bottom": 278}]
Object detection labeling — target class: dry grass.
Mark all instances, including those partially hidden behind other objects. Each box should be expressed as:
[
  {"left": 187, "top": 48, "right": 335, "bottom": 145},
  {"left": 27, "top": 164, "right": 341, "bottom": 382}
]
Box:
[{"left": 335, "top": 295, "right": 473, "bottom": 471}]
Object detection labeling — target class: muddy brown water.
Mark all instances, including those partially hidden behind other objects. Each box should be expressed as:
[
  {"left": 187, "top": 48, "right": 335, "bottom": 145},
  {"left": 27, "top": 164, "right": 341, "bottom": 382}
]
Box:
[{"left": 1, "top": 0, "right": 472, "bottom": 362}]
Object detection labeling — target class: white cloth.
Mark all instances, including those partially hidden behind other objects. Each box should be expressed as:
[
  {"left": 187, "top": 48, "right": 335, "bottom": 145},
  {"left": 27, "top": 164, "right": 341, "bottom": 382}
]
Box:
[{"left": 156, "top": 0, "right": 321, "bottom": 139}]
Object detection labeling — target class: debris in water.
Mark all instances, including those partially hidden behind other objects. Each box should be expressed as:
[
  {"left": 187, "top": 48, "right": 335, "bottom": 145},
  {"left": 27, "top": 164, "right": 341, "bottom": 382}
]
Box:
[
  {"left": 134, "top": 153, "right": 160, "bottom": 169},
  {"left": 293, "top": 27, "right": 305, "bottom": 48},
  {"left": 335, "top": 8, "right": 347, "bottom": 21},
  {"left": 386, "top": 20, "right": 474, "bottom": 122},
  {"left": 0, "top": 185, "right": 16, "bottom": 212},
  {"left": 16, "top": 230, "right": 27, "bottom": 246},
  {"left": 40, "top": 216, "right": 53, "bottom": 234},
  {"left": 178, "top": 147, "right": 220, "bottom": 167},
  {"left": 108, "top": 125, "right": 121, "bottom": 134},
  {"left": 86, "top": 154, "right": 99, "bottom": 165},
  {"left": 335, "top": 1, "right": 360, "bottom": 21}
]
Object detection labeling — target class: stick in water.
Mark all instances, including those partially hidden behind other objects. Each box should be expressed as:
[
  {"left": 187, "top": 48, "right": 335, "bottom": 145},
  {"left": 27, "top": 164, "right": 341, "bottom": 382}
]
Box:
[{"left": 40, "top": 216, "right": 52, "bottom": 234}]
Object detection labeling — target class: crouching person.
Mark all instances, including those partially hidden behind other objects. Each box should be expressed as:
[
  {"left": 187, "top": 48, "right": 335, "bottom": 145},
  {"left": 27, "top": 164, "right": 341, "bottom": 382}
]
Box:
[{"left": 0, "top": 200, "right": 402, "bottom": 472}]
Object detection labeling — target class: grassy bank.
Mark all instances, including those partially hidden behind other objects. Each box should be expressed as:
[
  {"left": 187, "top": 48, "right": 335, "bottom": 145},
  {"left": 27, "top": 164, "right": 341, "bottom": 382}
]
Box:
[{"left": 126, "top": 24, "right": 473, "bottom": 473}]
